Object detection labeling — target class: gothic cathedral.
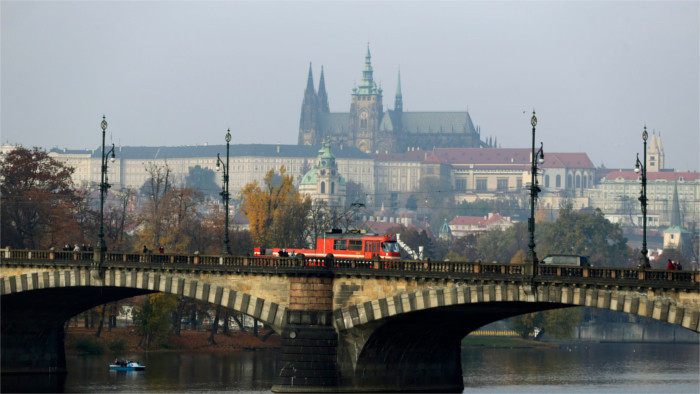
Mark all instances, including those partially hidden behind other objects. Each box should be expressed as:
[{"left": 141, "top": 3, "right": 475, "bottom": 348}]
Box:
[{"left": 298, "top": 45, "right": 485, "bottom": 153}]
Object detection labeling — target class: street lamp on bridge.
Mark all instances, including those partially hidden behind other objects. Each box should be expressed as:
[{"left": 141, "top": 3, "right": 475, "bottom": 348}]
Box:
[
  {"left": 526, "top": 111, "right": 544, "bottom": 269},
  {"left": 216, "top": 129, "right": 232, "bottom": 255},
  {"left": 97, "top": 115, "right": 116, "bottom": 253},
  {"left": 634, "top": 126, "right": 651, "bottom": 269}
]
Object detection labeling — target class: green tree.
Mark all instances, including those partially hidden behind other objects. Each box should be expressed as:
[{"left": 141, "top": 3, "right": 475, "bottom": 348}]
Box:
[
  {"left": 475, "top": 222, "right": 529, "bottom": 263},
  {"left": 133, "top": 293, "right": 179, "bottom": 349},
  {"left": 538, "top": 204, "right": 631, "bottom": 267},
  {"left": 511, "top": 312, "right": 543, "bottom": 339},
  {"left": 405, "top": 194, "right": 418, "bottom": 211},
  {"left": 510, "top": 307, "right": 583, "bottom": 340},
  {"left": 539, "top": 308, "right": 583, "bottom": 338},
  {"left": 444, "top": 233, "right": 480, "bottom": 262},
  {"left": 185, "top": 165, "right": 219, "bottom": 200},
  {"left": 455, "top": 200, "right": 491, "bottom": 217}
]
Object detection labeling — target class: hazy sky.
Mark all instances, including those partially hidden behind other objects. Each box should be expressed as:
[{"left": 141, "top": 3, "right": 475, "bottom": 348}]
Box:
[{"left": 2, "top": 1, "right": 698, "bottom": 171}]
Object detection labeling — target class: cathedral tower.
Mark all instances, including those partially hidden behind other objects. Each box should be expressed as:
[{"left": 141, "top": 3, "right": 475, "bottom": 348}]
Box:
[
  {"left": 349, "top": 44, "right": 384, "bottom": 153},
  {"left": 298, "top": 63, "right": 318, "bottom": 145}
]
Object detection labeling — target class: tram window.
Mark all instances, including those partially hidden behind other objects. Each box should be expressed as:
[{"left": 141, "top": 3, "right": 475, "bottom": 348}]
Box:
[
  {"left": 381, "top": 242, "right": 400, "bottom": 253},
  {"left": 349, "top": 240, "right": 362, "bottom": 251},
  {"left": 333, "top": 240, "right": 347, "bottom": 250}
]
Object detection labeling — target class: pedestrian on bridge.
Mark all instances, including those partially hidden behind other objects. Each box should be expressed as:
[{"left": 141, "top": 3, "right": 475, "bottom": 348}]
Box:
[{"left": 667, "top": 259, "right": 676, "bottom": 270}]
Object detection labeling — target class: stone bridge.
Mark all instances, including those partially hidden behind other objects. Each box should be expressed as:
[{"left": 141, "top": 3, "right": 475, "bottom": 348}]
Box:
[{"left": 2, "top": 248, "right": 699, "bottom": 392}]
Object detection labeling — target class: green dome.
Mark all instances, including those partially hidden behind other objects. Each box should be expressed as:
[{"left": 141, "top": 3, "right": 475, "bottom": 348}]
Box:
[{"left": 300, "top": 168, "right": 317, "bottom": 185}]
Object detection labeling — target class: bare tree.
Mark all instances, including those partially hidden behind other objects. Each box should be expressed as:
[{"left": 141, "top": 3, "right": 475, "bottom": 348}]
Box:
[{"left": 139, "top": 162, "right": 172, "bottom": 249}]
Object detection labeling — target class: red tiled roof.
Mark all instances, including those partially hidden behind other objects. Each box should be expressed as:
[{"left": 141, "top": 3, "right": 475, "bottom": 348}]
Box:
[
  {"left": 371, "top": 148, "right": 596, "bottom": 169},
  {"left": 543, "top": 152, "right": 595, "bottom": 169},
  {"left": 484, "top": 213, "right": 509, "bottom": 225},
  {"left": 366, "top": 221, "right": 404, "bottom": 234},
  {"left": 449, "top": 216, "right": 486, "bottom": 226},
  {"left": 433, "top": 148, "right": 531, "bottom": 166}
]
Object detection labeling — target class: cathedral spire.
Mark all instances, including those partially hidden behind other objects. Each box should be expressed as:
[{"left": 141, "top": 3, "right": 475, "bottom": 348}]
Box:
[
  {"left": 395, "top": 68, "right": 403, "bottom": 112},
  {"left": 357, "top": 43, "right": 378, "bottom": 95},
  {"left": 318, "top": 65, "right": 330, "bottom": 113},
  {"left": 305, "top": 62, "right": 315, "bottom": 93}
]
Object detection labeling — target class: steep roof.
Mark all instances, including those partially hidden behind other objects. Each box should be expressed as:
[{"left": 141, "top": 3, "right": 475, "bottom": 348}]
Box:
[
  {"left": 318, "top": 113, "right": 350, "bottom": 136},
  {"left": 400, "top": 112, "right": 476, "bottom": 135}
]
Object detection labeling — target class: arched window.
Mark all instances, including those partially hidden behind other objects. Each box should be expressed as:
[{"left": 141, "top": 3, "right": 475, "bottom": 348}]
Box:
[
  {"left": 321, "top": 182, "right": 326, "bottom": 194},
  {"left": 582, "top": 174, "right": 587, "bottom": 188},
  {"left": 567, "top": 175, "right": 573, "bottom": 189},
  {"left": 331, "top": 182, "right": 335, "bottom": 194},
  {"left": 545, "top": 175, "right": 550, "bottom": 188},
  {"left": 556, "top": 175, "right": 561, "bottom": 188},
  {"left": 575, "top": 174, "right": 581, "bottom": 188}
]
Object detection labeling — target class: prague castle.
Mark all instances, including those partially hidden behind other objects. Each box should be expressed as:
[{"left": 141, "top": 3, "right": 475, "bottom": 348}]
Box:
[{"left": 298, "top": 45, "right": 484, "bottom": 154}]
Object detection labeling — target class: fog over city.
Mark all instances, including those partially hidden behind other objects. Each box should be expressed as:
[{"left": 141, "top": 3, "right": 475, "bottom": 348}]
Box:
[{"left": 2, "top": 1, "right": 698, "bottom": 171}]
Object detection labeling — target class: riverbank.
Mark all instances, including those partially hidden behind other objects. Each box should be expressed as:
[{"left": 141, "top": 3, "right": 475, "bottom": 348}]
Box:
[
  {"left": 65, "top": 327, "right": 281, "bottom": 354},
  {"left": 461, "top": 336, "right": 558, "bottom": 349}
]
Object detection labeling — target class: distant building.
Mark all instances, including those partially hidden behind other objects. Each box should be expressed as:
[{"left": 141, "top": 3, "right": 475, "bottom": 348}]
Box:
[
  {"left": 370, "top": 148, "right": 596, "bottom": 209},
  {"left": 587, "top": 132, "right": 700, "bottom": 230},
  {"left": 298, "top": 45, "right": 485, "bottom": 154},
  {"left": 299, "top": 141, "right": 347, "bottom": 208},
  {"left": 448, "top": 213, "right": 514, "bottom": 238},
  {"left": 47, "top": 144, "right": 374, "bottom": 201},
  {"left": 587, "top": 170, "right": 699, "bottom": 229}
]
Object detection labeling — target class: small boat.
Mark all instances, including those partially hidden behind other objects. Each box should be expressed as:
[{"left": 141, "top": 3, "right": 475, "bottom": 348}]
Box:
[{"left": 109, "top": 360, "right": 146, "bottom": 371}]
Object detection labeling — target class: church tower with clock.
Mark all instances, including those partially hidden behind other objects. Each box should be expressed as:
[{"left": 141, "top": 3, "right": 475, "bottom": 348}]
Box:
[{"left": 348, "top": 44, "right": 389, "bottom": 153}]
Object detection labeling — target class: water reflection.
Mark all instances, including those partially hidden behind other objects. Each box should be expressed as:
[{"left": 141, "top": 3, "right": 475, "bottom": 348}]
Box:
[
  {"left": 2, "top": 343, "right": 697, "bottom": 392},
  {"left": 462, "top": 343, "right": 699, "bottom": 392}
]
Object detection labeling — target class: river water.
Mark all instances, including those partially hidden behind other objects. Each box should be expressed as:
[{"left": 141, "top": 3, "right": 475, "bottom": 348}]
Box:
[{"left": 3, "top": 343, "right": 698, "bottom": 393}]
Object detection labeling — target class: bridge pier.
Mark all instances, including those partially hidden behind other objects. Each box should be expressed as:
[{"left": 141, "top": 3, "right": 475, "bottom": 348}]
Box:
[
  {"left": 1, "top": 320, "right": 67, "bottom": 374},
  {"left": 272, "top": 275, "right": 340, "bottom": 392}
]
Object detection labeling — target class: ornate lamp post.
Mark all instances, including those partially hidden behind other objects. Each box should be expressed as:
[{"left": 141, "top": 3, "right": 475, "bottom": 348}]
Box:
[
  {"left": 216, "top": 129, "right": 232, "bottom": 255},
  {"left": 634, "top": 126, "right": 651, "bottom": 269},
  {"left": 526, "top": 111, "right": 544, "bottom": 270},
  {"left": 97, "top": 115, "right": 116, "bottom": 253}
]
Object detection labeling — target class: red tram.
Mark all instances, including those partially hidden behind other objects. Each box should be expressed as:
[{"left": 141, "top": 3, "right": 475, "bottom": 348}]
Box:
[{"left": 253, "top": 230, "right": 401, "bottom": 260}]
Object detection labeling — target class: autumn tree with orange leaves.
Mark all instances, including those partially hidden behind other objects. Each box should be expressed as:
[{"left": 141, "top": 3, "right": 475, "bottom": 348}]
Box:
[
  {"left": 0, "top": 146, "right": 82, "bottom": 249},
  {"left": 239, "top": 167, "right": 312, "bottom": 248}
]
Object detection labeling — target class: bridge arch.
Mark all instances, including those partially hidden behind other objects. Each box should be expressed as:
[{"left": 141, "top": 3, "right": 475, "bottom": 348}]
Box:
[
  {"left": 332, "top": 282, "right": 699, "bottom": 392},
  {"left": 1, "top": 269, "right": 288, "bottom": 331}
]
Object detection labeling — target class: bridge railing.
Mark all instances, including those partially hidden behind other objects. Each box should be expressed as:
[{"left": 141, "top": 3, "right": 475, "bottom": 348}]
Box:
[{"left": 2, "top": 248, "right": 698, "bottom": 286}]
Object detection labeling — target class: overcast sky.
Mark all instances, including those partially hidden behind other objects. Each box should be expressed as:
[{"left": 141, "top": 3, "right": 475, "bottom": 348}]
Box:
[{"left": 2, "top": 1, "right": 698, "bottom": 171}]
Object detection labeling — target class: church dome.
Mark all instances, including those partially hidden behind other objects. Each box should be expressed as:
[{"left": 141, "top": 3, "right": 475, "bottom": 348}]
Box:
[{"left": 300, "top": 168, "right": 317, "bottom": 185}]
